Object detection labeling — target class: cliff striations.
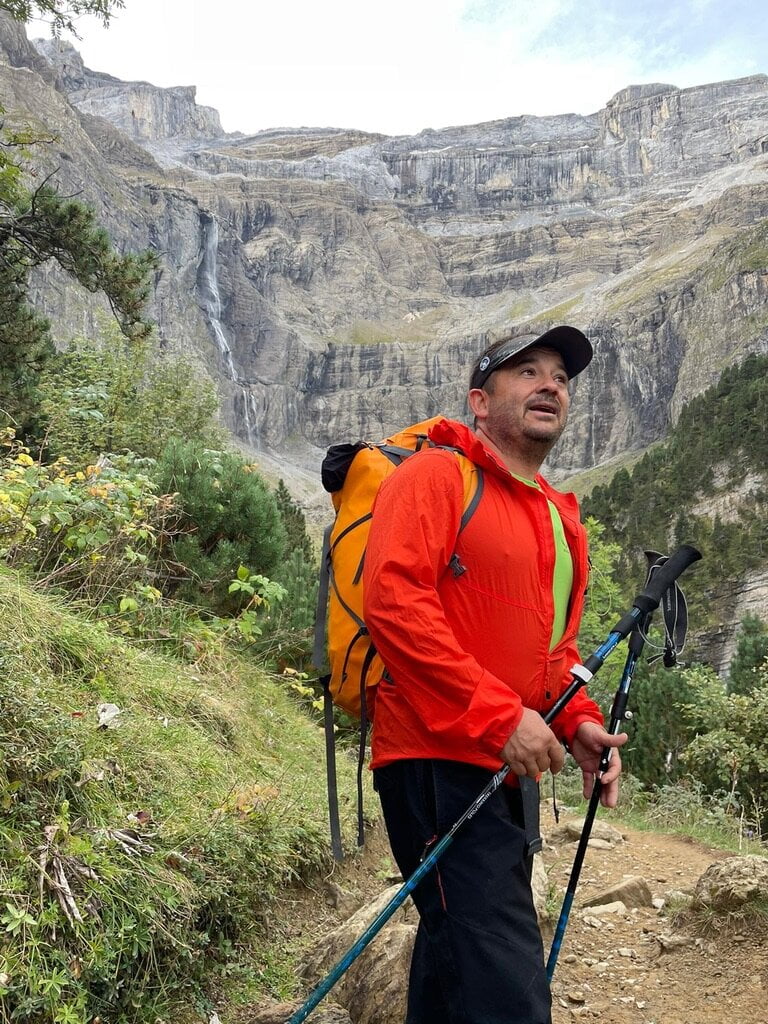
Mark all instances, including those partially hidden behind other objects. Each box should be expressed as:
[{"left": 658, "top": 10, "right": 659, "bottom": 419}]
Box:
[{"left": 0, "top": 17, "right": 766, "bottom": 519}]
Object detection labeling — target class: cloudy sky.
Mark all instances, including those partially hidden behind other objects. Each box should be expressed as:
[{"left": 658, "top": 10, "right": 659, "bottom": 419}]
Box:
[{"left": 43, "top": 0, "right": 768, "bottom": 136}]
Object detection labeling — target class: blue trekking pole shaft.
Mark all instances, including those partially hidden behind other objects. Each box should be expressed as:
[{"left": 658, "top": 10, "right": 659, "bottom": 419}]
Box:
[
  {"left": 287, "top": 544, "right": 701, "bottom": 1024},
  {"left": 546, "top": 631, "right": 644, "bottom": 981},
  {"left": 286, "top": 763, "right": 510, "bottom": 1024}
]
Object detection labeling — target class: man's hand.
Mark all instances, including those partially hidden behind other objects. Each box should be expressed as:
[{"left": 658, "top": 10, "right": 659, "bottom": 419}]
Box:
[
  {"left": 570, "top": 721, "right": 628, "bottom": 808},
  {"left": 500, "top": 708, "right": 565, "bottom": 779}
]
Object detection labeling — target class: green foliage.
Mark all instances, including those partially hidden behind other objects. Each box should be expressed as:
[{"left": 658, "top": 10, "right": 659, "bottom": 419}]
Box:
[
  {"left": 583, "top": 352, "right": 768, "bottom": 637},
  {"left": 152, "top": 440, "right": 288, "bottom": 615},
  {"left": 0, "top": 569, "right": 365, "bottom": 1023},
  {"left": 578, "top": 517, "right": 625, "bottom": 713},
  {"left": 37, "top": 321, "right": 223, "bottom": 462},
  {"left": 618, "top": 775, "right": 747, "bottom": 849},
  {"left": 265, "top": 480, "right": 318, "bottom": 664},
  {"left": 0, "top": 429, "right": 168, "bottom": 606},
  {"left": 0, "top": 0, "right": 123, "bottom": 34},
  {"left": 677, "top": 662, "right": 768, "bottom": 836},
  {"left": 0, "top": 117, "right": 156, "bottom": 431},
  {"left": 620, "top": 661, "right": 701, "bottom": 788},
  {"left": 727, "top": 614, "right": 768, "bottom": 696}
]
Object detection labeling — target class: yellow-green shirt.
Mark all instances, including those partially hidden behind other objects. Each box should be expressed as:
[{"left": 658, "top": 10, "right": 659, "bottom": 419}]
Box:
[{"left": 512, "top": 474, "right": 574, "bottom": 650}]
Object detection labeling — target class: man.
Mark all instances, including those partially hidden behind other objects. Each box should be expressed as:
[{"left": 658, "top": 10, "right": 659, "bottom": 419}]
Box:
[{"left": 362, "top": 325, "right": 627, "bottom": 1024}]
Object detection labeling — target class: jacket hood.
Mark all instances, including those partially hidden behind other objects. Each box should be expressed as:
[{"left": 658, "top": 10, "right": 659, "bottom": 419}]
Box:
[{"left": 429, "top": 418, "right": 581, "bottom": 520}]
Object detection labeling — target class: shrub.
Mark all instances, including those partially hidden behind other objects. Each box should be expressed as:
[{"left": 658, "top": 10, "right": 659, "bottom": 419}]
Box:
[
  {"left": 0, "top": 429, "right": 169, "bottom": 607},
  {"left": 37, "top": 321, "right": 224, "bottom": 463},
  {"left": 152, "top": 440, "right": 288, "bottom": 616}
]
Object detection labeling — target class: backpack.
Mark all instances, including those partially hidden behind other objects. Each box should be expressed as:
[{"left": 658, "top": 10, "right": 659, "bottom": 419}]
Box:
[{"left": 313, "top": 416, "right": 484, "bottom": 859}]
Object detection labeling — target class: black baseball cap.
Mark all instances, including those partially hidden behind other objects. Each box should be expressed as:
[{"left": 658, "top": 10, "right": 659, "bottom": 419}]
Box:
[{"left": 470, "top": 325, "right": 593, "bottom": 390}]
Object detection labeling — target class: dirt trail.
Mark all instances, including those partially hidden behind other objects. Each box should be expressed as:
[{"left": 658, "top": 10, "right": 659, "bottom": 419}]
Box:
[
  {"left": 544, "top": 820, "right": 768, "bottom": 1024},
  {"left": 277, "top": 818, "right": 767, "bottom": 1024}
]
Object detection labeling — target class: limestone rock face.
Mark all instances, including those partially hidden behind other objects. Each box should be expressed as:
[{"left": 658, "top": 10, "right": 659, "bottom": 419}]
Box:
[
  {"left": 1, "top": 15, "right": 767, "bottom": 634},
  {"left": 34, "top": 36, "right": 223, "bottom": 141},
  {"left": 7, "top": 18, "right": 768, "bottom": 488}
]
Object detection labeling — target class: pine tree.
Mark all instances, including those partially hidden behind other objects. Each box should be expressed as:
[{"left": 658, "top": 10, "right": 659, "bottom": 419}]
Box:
[
  {"left": 0, "top": 1, "right": 123, "bottom": 34},
  {"left": 0, "top": 99, "right": 156, "bottom": 431},
  {"left": 728, "top": 615, "right": 768, "bottom": 696}
]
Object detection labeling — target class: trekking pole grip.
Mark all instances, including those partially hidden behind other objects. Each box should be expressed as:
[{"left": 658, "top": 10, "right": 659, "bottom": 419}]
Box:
[{"left": 634, "top": 544, "right": 701, "bottom": 612}]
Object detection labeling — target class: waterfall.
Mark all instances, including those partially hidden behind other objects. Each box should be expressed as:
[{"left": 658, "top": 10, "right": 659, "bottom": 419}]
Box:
[
  {"left": 197, "top": 216, "right": 236, "bottom": 380},
  {"left": 197, "top": 214, "right": 264, "bottom": 450}
]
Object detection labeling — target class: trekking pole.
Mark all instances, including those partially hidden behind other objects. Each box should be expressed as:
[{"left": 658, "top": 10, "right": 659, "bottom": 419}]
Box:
[
  {"left": 546, "top": 547, "right": 702, "bottom": 981},
  {"left": 286, "top": 544, "right": 701, "bottom": 1024}
]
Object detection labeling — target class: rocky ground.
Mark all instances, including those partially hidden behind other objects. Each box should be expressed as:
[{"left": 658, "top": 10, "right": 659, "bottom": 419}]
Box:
[
  {"left": 244, "top": 814, "right": 768, "bottom": 1024},
  {"left": 544, "top": 820, "right": 768, "bottom": 1024}
]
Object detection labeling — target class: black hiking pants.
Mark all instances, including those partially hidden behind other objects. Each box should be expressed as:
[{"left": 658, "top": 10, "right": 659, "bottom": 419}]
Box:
[{"left": 374, "top": 759, "right": 551, "bottom": 1024}]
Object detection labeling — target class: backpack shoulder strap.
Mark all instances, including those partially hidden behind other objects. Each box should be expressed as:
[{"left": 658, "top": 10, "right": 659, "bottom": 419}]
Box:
[{"left": 446, "top": 449, "right": 484, "bottom": 533}]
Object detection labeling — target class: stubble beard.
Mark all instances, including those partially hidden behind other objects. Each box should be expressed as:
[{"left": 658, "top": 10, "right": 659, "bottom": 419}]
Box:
[{"left": 489, "top": 408, "right": 567, "bottom": 465}]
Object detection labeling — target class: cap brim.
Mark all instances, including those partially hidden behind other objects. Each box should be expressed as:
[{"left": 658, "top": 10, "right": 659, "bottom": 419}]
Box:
[{"left": 471, "top": 325, "right": 593, "bottom": 389}]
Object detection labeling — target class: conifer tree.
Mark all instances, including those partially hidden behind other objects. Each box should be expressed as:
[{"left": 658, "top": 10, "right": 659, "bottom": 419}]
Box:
[
  {"left": 728, "top": 615, "right": 768, "bottom": 696},
  {"left": 0, "top": 1, "right": 123, "bottom": 34}
]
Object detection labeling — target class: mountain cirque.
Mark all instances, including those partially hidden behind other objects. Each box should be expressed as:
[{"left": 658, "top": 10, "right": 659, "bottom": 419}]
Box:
[{"left": 2, "top": 16, "right": 768, "bottom": 492}]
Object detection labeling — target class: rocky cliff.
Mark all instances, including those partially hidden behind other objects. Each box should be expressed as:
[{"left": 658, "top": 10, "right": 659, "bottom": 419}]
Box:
[{"left": 2, "top": 20, "right": 767, "bottom": 554}]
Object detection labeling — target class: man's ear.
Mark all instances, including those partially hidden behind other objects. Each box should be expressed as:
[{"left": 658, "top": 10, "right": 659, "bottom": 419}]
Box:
[{"left": 467, "top": 387, "right": 489, "bottom": 422}]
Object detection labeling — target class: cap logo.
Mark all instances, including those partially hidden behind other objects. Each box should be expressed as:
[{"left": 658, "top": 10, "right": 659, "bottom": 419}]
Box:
[{"left": 479, "top": 356, "right": 490, "bottom": 372}]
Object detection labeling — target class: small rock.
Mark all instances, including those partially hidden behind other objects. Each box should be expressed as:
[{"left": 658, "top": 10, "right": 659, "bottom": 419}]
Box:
[
  {"left": 567, "top": 990, "right": 586, "bottom": 1003},
  {"left": 617, "top": 948, "right": 636, "bottom": 958},
  {"left": 651, "top": 897, "right": 665, "bottom": 910},
  {"left": 658, "top": 933, "right": 695, "bottom": 952},
  {"left": 582, "top": 876, "right": 653, "bottom": 909},
  {"left": 548, "top": 819, "right": 625, "bottom": 845},
  {"left": 587, "top": 838, "right": 615, "bottom": 850},
  {"left": 582, "top": 900, "right": 627, "bottom": 916},
  {"left": 96, "top": 702, "right": 122, "bottom": 729}
]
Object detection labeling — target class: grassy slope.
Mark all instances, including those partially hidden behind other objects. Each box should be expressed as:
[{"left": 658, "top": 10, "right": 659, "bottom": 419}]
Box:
[{"left": 0, "top": 568, "right": 364, "bottom": 1022}]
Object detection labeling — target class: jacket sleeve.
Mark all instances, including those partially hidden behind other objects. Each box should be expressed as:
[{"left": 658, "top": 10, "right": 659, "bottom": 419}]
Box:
[{"left": 363, "top": 450, "right": 523, "bottom": 762}]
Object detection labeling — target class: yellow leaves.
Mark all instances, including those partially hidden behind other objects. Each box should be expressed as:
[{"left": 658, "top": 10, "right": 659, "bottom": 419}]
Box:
[
  {"left": 13, "top": 453, "right": 34, "bottom": 467},
  {"left": 219, "top": 784, "right": 281, "bottom": 819}
]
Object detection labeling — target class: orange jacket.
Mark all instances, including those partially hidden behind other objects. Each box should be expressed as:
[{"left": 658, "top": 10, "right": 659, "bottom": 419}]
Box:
[{"left": 363, "top": 418, "right": 603, "bottom": 774}]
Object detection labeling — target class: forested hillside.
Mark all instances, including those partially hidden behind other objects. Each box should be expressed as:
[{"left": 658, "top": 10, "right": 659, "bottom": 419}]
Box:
[{"left": 584, "top": 352, "right": 768, "bottom": 652}]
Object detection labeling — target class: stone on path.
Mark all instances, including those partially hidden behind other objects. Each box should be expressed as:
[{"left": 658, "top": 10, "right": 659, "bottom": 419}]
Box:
[
  {"left": 548, "top": 819, "right": 625, "bottom": 846},
  {"left": 581, "top": 875, "right": 653, "bottom": 909}
]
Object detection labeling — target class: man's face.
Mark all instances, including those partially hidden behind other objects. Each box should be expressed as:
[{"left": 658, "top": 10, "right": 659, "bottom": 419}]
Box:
[{"left": 474, "top": 345, "right": 571, "bottom": 453}]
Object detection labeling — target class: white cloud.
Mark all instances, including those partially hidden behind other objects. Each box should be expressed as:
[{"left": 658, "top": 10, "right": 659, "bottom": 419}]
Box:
[{"left": 54, "top": 0, "right": 766, "bottom": 136}]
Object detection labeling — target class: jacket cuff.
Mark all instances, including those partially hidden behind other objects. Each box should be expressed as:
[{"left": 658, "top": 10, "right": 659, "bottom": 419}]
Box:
[{"left": 555, "top": 710, "right": 604, "bottom": 750}]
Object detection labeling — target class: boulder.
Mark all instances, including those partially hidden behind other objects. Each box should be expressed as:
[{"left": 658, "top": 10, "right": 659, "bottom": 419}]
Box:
[
  {"left": 693, "top": 855, "right": 768, "bottom": 912},
  {"left": 300, "top": 885, "right": 417, "bottom": 1024},
  {"left": 237, "top": 999, "right": 351, "bottom": 1022},
  {"left": 301, "top": 857, "right": 550, "bottom": 1023}
]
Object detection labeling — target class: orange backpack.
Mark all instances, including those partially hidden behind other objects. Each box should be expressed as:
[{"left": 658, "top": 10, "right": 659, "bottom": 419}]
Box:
[{"left": 313, "top": 417, "right": 484, "bottom": 858}]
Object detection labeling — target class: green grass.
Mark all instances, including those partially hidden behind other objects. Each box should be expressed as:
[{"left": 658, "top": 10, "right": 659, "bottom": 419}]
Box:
[
  {"left": 552, "top": 765, "right": 765, "bottom": 856},
  {"left": 562, "top": 447, "right": 652, "bottom": 500},
  {"left": 0, "top": 567, "right": 365, "bottom": 1023}
]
